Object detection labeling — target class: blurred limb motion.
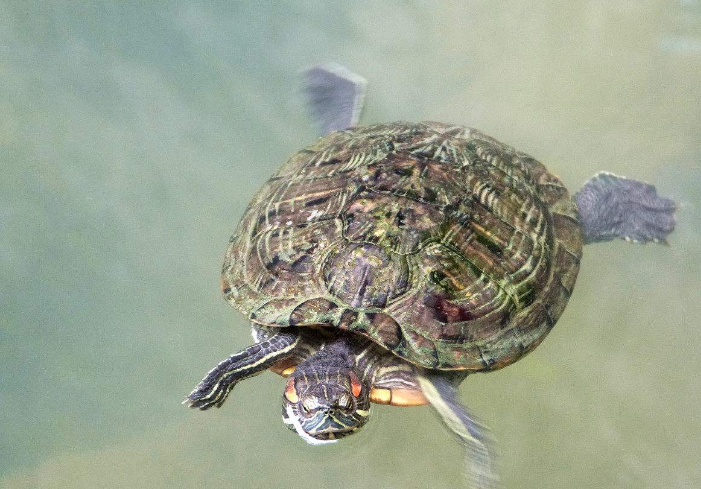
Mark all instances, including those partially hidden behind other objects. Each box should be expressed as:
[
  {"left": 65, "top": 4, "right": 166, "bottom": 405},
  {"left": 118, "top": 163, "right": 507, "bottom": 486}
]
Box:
[
  {"left": 419, "top": 374, "right": 499, "bottom": 489},
  {"left": 303, "top": 63, "right": 367, "bottom": 136}
]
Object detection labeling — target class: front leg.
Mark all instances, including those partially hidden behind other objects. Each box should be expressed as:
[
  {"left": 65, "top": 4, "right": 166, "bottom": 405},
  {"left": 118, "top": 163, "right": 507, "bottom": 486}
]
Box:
[
  {"left": 575, "top": 172, "right": 676, "bottom": 244},
  {"left": 186, "top": 331, "right": 299, "bottom": 410}
]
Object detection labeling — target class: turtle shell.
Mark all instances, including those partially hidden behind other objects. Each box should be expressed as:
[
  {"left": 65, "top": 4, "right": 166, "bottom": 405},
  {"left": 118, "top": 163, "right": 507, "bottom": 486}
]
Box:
[{"left": 222, "top": 122, "right": 583, "bottom": 371}]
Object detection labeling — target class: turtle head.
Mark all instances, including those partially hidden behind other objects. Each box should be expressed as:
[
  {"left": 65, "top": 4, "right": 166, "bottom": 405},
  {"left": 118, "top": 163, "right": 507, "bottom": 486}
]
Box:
[{"left": 282, "top": 368, "right": 370, "bottom": 443}]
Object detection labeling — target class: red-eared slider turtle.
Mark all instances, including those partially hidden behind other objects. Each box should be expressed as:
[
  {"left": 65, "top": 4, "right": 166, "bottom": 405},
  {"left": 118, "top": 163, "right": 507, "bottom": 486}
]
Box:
[{"left": 186, "top": 65, "right": 676, "bottom": 487}]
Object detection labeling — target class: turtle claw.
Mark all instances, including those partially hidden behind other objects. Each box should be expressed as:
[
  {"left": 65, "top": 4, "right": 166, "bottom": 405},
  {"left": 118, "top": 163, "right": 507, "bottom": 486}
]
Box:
[
  {"left": 576, "top": 172, "right": 677, "bottom": 244},
  {"left": 185, "top": 365, "right": 235, "bottom": 410},
  {"left": 185, "top": 380, "right": 235, "bottom": 410}
]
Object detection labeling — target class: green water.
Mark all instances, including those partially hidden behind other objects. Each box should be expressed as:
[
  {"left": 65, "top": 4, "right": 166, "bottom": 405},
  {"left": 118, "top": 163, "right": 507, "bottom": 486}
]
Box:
[{"left": 1, "top": 1, "right": 700, "bottom": 488}]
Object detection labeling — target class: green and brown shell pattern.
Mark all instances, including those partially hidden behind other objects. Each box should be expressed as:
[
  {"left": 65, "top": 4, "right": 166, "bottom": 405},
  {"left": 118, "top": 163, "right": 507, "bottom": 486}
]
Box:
[{"left": 222, "top": 121, "right": 583, "bottom": 371}]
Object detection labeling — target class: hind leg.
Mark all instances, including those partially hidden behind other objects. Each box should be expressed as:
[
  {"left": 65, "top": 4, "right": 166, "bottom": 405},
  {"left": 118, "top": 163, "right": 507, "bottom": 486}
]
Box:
[
  {"left": 575, "top": 172, "right": 676, "bottom": 244},
  {"left": 419, "top": 373, "right": 498, "bottom": 489},
  {"left": 303, "top": 64, "right": 367, "bottom": 136}
]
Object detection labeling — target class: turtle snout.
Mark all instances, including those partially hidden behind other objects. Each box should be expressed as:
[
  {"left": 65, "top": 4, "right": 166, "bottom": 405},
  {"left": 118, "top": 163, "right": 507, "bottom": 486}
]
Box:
[{"left": 301, "top": 385, "right": 354, "bottom": 414}]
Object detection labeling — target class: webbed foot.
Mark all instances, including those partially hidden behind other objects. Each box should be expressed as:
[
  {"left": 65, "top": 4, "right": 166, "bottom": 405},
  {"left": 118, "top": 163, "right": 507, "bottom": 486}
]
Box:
[
  {"left": 575, "top": 172, "right": 676, "bottom": 244},
  {"left": 185, "top": 350, "right": 249, "bottom": 410},
  {"left": 303, "top": 64, "right": 367, "bottom": 136}
]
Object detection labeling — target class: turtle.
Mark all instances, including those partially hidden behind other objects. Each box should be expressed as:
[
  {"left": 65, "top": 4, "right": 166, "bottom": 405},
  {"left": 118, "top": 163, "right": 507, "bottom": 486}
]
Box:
[{"left": 186, "top": 64, "right": 676, "bottom": 486}]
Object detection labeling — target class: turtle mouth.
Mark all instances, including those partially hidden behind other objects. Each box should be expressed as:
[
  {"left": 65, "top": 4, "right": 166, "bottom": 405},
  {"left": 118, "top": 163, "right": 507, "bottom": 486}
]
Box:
[
  {"left": 283, "top": 404, "right": 366, "bottom": 445},
  {"left": 299, "top": 418, "right": 360, "bottom": 438}
]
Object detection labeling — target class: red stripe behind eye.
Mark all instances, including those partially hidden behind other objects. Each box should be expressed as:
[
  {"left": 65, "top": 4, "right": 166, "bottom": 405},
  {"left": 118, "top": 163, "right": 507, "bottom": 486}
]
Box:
[
  {"left": 284, "top": 376, "right": 299, "bottom": 403},
  {"left": 349, "top": 371, "right": 362, "bottom": 398}
]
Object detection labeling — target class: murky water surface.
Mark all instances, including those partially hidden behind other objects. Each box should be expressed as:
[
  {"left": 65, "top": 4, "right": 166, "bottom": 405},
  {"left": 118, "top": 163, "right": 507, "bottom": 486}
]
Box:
[{"left": 1, "top": 1, "right": 700, "bottom": 488}]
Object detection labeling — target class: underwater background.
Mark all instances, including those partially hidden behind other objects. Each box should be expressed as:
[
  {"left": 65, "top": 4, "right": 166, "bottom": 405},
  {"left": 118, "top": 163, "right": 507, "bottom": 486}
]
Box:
[{"left": 1, "top": 1, "right": 700, "bottom": 488}]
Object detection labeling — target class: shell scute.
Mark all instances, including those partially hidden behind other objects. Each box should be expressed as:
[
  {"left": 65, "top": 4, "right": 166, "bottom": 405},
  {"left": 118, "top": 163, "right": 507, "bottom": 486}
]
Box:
[
  {"left": 343, "top": 190, "right": 443, "bottom": 254},
  {"left": 244, "top": 218, "right": 342, "bottom": 299},
  {"left": 359, "top": 152, "right": 470, "bottom": 206},
  {"left": 289, "top": 298, "right": 339, "bottom": 326},
  {"left": 365, "top": 312, "right": 403, "bottom": 349},
  {"left": 323, "top": 242, "right": 409, "bottom": 309}
]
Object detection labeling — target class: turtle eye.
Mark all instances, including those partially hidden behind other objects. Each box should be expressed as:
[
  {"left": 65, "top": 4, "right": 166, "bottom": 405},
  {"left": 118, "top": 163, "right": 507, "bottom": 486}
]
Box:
[
  {"left": 336, "top": 393, "right": 352, "bottom": 411},
  {"left": 302, "top": 397, "right": 318, "bottom": 413}
]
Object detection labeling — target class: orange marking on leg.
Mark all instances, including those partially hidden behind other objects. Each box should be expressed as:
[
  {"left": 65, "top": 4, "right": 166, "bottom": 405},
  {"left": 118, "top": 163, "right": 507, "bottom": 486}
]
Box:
[
  {"left": 369, "top": 388, "right": 392, "bottom": 405},
  {"left": 370, "top": 387, "right": 428, "bottom": 406},
  {"left": 281, "top": 366, "right": 296, "bottom": 377},
  {"left": 271, "top": 359, "right": 298, "bottom": 377},
  {"left": 388, "top": 388, "right": 429, "bottom": 406}
]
